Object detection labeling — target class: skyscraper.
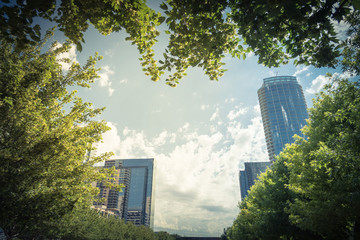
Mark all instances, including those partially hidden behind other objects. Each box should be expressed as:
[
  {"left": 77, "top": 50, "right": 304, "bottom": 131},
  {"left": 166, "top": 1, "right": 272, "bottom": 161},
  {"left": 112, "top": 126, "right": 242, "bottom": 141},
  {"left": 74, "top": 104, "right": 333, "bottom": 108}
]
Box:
[
  {"left": 239, "top": 76, "right": 308, "bottom": 199},
  {"left": 93, "top": 158, "right": 155, "bottom": 228},
  {"left": 239, "top": 162, "right": 271, "bottom": 200},
  {"left": 258, "top": 76, "right": 308, "bottom": 161}
]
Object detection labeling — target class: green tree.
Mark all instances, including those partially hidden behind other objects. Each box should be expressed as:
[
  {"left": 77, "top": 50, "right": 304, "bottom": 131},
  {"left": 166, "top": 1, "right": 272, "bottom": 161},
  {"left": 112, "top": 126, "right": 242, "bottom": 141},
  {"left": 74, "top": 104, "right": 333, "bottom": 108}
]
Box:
[
  {"left": 161, "top": 0, "right": 359, "bottom": 86},
  {"left": 229, "top": 78, "right": 360, "bottom": 240},
  {"left": 0, "top": 0, "right": 164, "bottom": 82},
  {"left": 156, "top": 231, "right": 177, "bottom": 240},
  {"left": 341, "top": 11, "right": 360, "bottom": 76},
  {"left": 227, "top": 157, "right": 319, "bottom": 240},
  {"left": 286, "top": 78, "right": 360, "bottom": 239},
  {"left": 0, "top": 30, "right": 117, "bottom": 239},
  {"left": 1, "top": 0, "right": 359, "bottom": 86},
  {"left": 47, "top": 206, "right": 157, "bottom": 240}
]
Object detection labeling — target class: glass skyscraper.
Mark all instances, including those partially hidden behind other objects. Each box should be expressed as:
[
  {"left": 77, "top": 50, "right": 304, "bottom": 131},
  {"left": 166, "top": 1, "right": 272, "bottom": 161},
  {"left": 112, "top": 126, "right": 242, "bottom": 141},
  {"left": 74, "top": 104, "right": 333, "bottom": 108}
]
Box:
[
  {"left": 239, "top": 161, "right": 271, "bottom": 200},
  {"left": 258, "top": 76, "right": 308, "bottom": 161},
  {"left": 239, "top": 76, "right": 308, "bottom": 200},
  {"left": 93, "top": 158, "right": 155, "bottom": 228}
]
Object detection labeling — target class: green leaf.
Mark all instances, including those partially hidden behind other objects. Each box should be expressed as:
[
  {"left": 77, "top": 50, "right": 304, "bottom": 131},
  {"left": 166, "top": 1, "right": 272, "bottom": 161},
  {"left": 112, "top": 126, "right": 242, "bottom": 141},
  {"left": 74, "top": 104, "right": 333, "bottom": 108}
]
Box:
[
  {"left": 4, "top": 96, "right": 13, "bottom": 106},
  {"left": 158, "top": 16, "right": 165, "bottom": 24},
  {"left": 352, "top": 0, "right": 360, "bottom": 11},
  {"left": 160, "top": 3, "right": 168, "bottom": 10},
  {"left": 76, "top": 42, "right": 83, "bottom": 52}
]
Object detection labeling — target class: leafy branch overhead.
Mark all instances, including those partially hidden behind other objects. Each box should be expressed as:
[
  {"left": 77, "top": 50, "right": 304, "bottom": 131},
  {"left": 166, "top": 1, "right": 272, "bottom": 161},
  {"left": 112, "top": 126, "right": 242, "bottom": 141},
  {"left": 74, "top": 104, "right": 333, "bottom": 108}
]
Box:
[{"left": 1, "top": 0, "right": 359, "bottom": 86}]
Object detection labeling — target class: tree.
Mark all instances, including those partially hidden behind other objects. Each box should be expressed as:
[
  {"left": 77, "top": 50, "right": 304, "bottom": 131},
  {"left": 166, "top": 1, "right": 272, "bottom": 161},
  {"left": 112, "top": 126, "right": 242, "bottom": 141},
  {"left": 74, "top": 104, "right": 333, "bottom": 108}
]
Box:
[
  {"left": 45, "top": 206, "right": 157, "bottom": 240},
  {"left": 1, "top": 0, "right": 359, "bottom": 86},
  {"left": 286, "top": 78, "right": 360, "bottom": 239},
  {"left": 228, "top": 78, "right": 360, "bottom": 240},
  {"left": 0, "top": 30, "right": 118, "bottom": 239},
  {"left": 341, "top": 11, "right": 360, "bottom": 76},
  {"left": 161, "top": 0, "right": 359, "bottom": 86},
  {"left": 0, "top": 0, "right": 164, "bottom": 82},
  {"left": 156, "top": 231, "right": 177, "bottom": 240},
  {"left": 227, "top": 156, "right": 319, "bottom": 240}
]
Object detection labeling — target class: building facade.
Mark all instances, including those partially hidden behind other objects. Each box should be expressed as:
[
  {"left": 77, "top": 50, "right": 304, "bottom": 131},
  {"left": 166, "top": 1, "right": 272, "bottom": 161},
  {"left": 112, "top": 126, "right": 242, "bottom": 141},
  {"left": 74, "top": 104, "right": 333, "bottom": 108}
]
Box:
[
  {"left": 258, "top": 76, "right": 308, "bottom": 161},
  {"left": 239, "top": 161, "right": 271, "bottom": 200},
  {"left": 93, "top": 158, "right": 155, "bottom": 228},
  {"left": 239, "top": 76, "right": 308, "bottom": 199}
]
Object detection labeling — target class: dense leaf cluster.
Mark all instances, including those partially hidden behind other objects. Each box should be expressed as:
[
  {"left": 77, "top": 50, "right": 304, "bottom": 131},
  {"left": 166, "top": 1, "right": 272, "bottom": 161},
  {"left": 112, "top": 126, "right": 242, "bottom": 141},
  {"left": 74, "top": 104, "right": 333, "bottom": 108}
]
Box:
[
  {"left": 227, "top": 78, "right": 360, "bottom": 240},
  {"left": 48, "top": 207, "right": 161, "bottom": 240},
  {"left": 0, "top": 30, "right": 120, "bottom": 239},
  {"left": 1, "top": 0, "right": 359, "bottom": 86}
]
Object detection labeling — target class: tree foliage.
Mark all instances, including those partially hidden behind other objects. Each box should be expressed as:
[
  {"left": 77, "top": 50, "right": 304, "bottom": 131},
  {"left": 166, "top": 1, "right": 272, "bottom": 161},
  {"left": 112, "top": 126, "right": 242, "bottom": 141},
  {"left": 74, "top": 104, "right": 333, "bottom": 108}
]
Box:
[
  {"left": 0, "top": 0, "right": 359, "bottom": 86},
  {"left": 228, "top": 78, "right": 360, "bottom": 240},
  {"left": 227, "top": 155, "right": 319, "bottom": 240},
  {"left": 156, "top": 231, "right": 178, "bottom": 240},
  {"left": 0, "top": 0, "right": 163, "bottom": 83},
  {"left": 341, "top": 11, "right": 360, "bottom": 76},
  {"left": 0, "top": 30, "right": 118, "bottom": 239},
  {"left": 286, "top": 78, "right": 360, "bottom": 239},
  {"left": 49, "top": 207, "right": 157, "bottom": 240}
]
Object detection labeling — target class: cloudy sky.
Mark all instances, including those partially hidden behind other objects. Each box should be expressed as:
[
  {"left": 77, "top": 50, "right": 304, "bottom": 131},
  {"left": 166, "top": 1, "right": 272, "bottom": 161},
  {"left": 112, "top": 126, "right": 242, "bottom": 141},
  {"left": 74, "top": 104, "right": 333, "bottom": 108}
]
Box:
[{"left": 46, "top": 12, "right": 350, "bottom": 237}]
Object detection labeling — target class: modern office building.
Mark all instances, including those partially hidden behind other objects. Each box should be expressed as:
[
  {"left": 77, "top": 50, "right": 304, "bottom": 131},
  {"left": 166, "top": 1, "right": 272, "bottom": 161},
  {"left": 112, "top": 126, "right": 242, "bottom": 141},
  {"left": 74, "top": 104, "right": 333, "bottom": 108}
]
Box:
[
  {"left": 93, "top": 158, "right": 155, "bottom": 228},
  {"left": 239, "top": 76, "right": 308, "bottom": 199},
  {"left": 258, "top": 76, "right": 308, "bottom": 161},
  {"left": 239, "top": 161, "right": 271, "bottom": 200}
]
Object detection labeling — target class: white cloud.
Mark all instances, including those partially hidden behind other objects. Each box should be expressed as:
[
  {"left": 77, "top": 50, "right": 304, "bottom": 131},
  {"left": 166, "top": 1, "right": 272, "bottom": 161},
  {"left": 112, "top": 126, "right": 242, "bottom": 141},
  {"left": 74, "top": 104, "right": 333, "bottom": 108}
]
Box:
[
  {"left": 95, "top": 105, "right": 267, "bottom": 236},
  {"left": 98, "top": 65, "right": 115, "bottom": 96},
  {"left": 305, "top": 72, "right": 353, "bottom": 95},
  {"left": 119, "top": 78, "right": 128, "bottom": 84},
  {"left": 210, "top": 107, "right": 219, "bottom": 121},
  {"left": 332, "top": 19, "right": 350, "bottom": 40},
  {"left": 152, "top": 109, "right": 162, "bottom": 114},
  {"left": 95, "top": 122, "right": 121, "bottom": 157},
  {"left": 305, "top": 74, "right": 329, "bottom": 94},
  {"left": 293, "top": 66, "right": 310, "bottom": 77},
  {"left": 335, "top": 71, "right": 353, "bottom": 80},
  {"left": 151, "top": 131, "right": 169, "bottom": 147},
  {"left": 227, "top": 106, "right": 248, "bottom": 121},
  {"left": 246, "top": 51, "right": 255, "bottom": 58},
  {"left": 225, "top": 97, "right": 235, "bottom": 103},
  {"left": 53, "top": 42, "right": 78, "bottom": 71},
  {"left": 104, "top": 49, "right": 114, "bottom": 57},
  {"left": 253, "top": 104, "right": 261, "bottom": 115},
  {"left": 200, "top": 104, "right": 210, "bottom": 110},
  {"left": 268, "top": 70, "right": 277, "bottom": 77}
]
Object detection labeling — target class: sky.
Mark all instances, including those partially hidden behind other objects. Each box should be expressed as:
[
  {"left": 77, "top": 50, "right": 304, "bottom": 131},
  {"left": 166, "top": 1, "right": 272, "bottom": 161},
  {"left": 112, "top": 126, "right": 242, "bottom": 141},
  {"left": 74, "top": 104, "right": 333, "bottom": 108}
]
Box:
[{"left": 45, "top": 11, "right": 351, "bottom": 237}]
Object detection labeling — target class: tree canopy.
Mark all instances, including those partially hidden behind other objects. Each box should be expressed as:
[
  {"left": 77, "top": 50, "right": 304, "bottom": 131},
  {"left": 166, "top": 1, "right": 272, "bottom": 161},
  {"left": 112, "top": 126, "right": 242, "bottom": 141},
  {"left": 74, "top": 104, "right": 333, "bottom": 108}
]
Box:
[
  {"left": 1, "top": 0, "right": 359, "bottom": 86},
  {"left": 227, "top": 77, "right": 360, "bottom": 240},
  {"left": 49, "top": 206, "right": 158, "bottom": 240},
  {"left": 227, "top": 155, "right": 319, "bottom": 240},
  {"left": 286, "top": 78, "right": 360, "bottom": 239},
  {"left": 0, "top": 30, "right": 120, "bottom": 239}
]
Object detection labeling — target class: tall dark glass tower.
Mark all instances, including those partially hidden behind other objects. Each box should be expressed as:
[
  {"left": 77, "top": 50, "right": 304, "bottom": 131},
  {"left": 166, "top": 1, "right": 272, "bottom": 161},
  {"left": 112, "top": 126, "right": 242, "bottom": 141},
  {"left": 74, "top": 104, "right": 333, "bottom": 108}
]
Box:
[{"left": 258, "top": 76, "right": 308, "bottom": 161}]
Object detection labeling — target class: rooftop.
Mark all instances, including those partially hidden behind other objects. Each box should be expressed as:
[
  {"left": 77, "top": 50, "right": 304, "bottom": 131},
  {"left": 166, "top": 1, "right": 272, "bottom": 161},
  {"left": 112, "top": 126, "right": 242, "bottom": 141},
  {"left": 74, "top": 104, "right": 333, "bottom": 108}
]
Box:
[{"left": 263, "top": 76, "right": 297, "bottom": 85}]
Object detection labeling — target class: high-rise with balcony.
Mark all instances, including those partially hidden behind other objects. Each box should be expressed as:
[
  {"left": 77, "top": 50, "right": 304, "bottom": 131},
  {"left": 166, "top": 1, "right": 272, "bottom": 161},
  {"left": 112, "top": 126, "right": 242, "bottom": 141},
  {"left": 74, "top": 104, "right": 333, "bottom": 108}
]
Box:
[
  {"left": 93, "top": 158, "right": 155, "bottom": 228},
  {"left": 258, "top": 76, "right": 308, "bottom": 161}
]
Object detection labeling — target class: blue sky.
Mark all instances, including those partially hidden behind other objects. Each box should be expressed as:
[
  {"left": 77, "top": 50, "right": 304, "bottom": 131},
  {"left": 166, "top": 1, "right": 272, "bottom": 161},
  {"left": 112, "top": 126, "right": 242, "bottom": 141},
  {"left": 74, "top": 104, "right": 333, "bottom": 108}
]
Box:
[{"left": 48, "top": 15, "right": 351, "bottom": 237}]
